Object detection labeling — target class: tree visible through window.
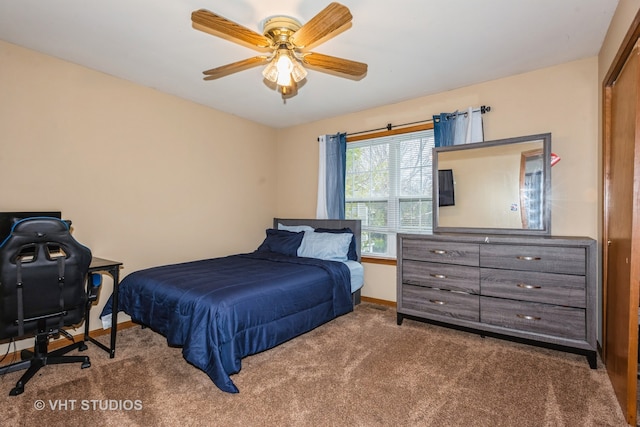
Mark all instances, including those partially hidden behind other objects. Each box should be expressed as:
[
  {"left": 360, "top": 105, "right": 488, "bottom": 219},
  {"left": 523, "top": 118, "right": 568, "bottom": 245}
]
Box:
[{"left": 345, "top": 127, "right": 435, "bottom": 258}]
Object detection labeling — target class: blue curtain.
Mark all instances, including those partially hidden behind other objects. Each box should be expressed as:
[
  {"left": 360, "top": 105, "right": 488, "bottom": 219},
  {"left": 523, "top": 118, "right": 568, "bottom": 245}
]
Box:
[
  {"left": 434, "top": 108, "right": 484, "bottom": 147},
  {"left": 317, "top": 132, "right": 346, "bottom": 219},
  {"left": 433, "top": 112, "right": 457, "bottom": 147}
]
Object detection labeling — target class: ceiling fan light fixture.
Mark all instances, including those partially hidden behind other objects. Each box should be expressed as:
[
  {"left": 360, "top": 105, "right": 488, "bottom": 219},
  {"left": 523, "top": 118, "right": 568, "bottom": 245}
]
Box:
[
  {"left": 262, "top": 48, "right": 294, "bottom": 85},
  {"left": 262, "top": 59, "right": 278, "bottom": 83},
  {"left": 290, "top": 59, "right": 308, "bottom": 83},
  {"left": 262, "top": 48, "right": 305, "bottom": 88}
]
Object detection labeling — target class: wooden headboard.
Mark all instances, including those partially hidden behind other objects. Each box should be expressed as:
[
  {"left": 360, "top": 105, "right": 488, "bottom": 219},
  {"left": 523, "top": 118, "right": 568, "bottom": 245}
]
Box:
[{"left": 273, "top": 218, "right": 362, "bottom": 262}]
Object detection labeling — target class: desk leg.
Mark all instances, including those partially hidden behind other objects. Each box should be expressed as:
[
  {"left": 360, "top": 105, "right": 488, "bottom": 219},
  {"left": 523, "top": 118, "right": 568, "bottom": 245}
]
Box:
[
  {"left": 109, "top": 268, "right": 119, "bottom": 358},
  {"left": 85, "top": 266, "right": 120, "bottom": 358}
]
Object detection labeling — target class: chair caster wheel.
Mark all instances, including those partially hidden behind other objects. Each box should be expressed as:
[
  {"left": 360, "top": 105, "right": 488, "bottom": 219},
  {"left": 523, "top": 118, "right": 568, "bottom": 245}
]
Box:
[{"left": 81, "top": 360, "right": 91, "bottom": 369}]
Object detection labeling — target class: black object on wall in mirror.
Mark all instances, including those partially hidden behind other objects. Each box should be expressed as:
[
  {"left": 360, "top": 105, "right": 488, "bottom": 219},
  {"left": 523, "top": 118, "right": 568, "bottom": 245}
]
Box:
[{"left": 438, "top": 169, "right": 455, "bottom": 207}]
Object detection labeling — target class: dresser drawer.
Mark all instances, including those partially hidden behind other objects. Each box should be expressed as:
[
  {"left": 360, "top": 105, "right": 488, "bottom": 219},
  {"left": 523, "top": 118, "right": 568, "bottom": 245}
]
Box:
[
  {"left": 403, "top": 260, "right": 479, "bottom": 293},
  {"left": 480, "top": 268, "right": 586, "bottom": 307},
  {"left": 402, "top": 239, "right": 479, "bottom": 266},
  {"left": 403, "top": 285, "right": 479, "bottom": 321},
  {"left": 480, "top": 245, "right": 585, "bottom": 275},
  {"left": 480, "top": 297, "right": 585, "bottom": 341}
]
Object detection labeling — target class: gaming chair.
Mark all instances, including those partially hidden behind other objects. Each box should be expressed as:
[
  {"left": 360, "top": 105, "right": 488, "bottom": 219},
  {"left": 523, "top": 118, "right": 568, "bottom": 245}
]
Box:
[{"left": 0, "top": 217, "right": 92, "bottom": 395}]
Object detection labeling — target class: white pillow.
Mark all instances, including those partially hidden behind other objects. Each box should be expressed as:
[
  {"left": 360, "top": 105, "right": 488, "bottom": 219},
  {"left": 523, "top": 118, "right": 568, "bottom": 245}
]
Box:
[
  {"left": 277, "top": 223, "right": 315, "bottom": 233},
  {"left": 297, "top": 231, "right": 353, "bottom": 262}
]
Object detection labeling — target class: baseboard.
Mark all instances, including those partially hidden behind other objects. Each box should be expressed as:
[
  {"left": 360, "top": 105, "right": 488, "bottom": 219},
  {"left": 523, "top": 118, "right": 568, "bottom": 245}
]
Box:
[
  {"left": 84, "top": 320, "right": 137, "bottom": 340},
  {"left": 361, "top": 296, "right": 396, "bottom": 308}
]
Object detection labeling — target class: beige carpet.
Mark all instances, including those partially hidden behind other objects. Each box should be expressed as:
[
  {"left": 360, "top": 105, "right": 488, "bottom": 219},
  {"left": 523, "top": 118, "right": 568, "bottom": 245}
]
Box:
[{"left": 0, "top": 303, "right": 628, "bottom": 426}]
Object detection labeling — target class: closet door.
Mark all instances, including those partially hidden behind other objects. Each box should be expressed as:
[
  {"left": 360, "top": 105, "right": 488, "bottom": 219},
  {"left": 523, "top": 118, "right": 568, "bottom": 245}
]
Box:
[{"left": 603, "top": 40, "right": 640, "bottom": 426}]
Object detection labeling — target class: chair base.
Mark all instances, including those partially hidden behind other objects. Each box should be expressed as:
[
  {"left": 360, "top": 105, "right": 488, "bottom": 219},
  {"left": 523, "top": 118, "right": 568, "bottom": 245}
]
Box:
[{"left": 0, "top": 333, "right": 90, "bottom": 396}]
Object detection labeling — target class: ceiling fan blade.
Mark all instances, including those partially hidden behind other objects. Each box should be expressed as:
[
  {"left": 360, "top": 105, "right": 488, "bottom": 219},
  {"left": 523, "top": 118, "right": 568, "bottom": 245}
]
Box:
[
  {"left": 192, "top": 9, "right": 271, "bottom": 50},
  {"left": 289, "top": 3, "right": 352, "bottom": 48},
  {"left": 302, "top": 52, "right": 367, "bottom": 77},
  {"left": 203, "top": 56, "right": 269, "bottom": 80}
]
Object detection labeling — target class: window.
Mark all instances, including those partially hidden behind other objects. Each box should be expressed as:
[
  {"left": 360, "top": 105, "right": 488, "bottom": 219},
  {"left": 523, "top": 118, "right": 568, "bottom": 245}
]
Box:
[{"left": 345, "top": 126, "right": 435, "bottom": 258}]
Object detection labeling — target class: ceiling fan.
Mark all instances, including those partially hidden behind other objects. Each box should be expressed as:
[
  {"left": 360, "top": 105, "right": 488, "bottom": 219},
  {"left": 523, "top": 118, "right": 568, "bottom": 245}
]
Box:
[{"left": 191, "top": 2, "right": 368, "bottom": 98}]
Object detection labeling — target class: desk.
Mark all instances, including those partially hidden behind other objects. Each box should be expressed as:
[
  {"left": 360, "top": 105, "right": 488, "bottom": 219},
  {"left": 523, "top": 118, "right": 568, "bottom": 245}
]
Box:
[{"left": 84, "top": 257, "right": 122, "bottom": 358}]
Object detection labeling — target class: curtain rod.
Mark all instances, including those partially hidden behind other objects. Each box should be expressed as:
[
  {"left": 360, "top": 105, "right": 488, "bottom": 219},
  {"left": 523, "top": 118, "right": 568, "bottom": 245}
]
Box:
[{"left": 345, "top": 105, "right": 491, "bottom": 137}]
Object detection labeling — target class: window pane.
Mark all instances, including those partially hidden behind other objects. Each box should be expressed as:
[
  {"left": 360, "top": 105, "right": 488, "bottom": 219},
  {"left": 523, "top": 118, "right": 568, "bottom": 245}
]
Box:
[
  {"left": 347, "top": 146, "right": 370, "bottom": 173},
  {"left": 399, "top": 137, "right": 432, "bottom": 197},
  {"left": 346, "top": 201, "right": 388, "bottom": 227},
  {"left": 371, "top": 144, "right": 389, "bottom": 167},
  {"left": 400, "top": 139, "right": 429, "bottom": 168},
  {"left": 367, "top": 201, "right": 388, "bottom": 227},
  {"left": 361, "top": 231, "right": 388, "bottom": 255},
  {"left": 399, "top": 199, "right": 432, "bottom": 230},
  {"left": 371, "top": 171, "right": 389, "bottom": 196},
  {"left": 400, "top": 169, "right": 424, "bottom": 195},
  {"left": 347, "top": 172, "right": 372, "bottom": 198}
]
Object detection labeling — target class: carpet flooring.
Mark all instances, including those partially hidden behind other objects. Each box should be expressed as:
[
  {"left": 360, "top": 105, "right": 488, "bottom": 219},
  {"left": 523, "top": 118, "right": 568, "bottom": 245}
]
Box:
[{"left": 0, "top": 303, "right": 628, "bottom": 426}]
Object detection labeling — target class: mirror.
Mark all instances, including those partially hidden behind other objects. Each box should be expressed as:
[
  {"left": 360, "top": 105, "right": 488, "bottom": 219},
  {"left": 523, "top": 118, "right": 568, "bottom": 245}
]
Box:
[{"left": 433, "top": 133, "right": 551, "bottom": 235}]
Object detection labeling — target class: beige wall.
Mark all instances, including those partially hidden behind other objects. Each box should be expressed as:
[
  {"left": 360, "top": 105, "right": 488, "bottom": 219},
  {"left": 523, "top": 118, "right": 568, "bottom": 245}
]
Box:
[
  {"left": 599, "top": 0, "right": 640, "bottom": 81},
  {"left": 0, "top": 40, "right": 278, "bottom": 352},
  {"left": 276, "top": 57, "right": 599, "bottom": 302}
]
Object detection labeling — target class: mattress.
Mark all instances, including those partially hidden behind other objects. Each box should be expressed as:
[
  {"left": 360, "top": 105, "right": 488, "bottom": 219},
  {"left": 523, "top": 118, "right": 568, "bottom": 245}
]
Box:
[{"left": 344, "top": 260, "right": 364, "bottom": 292}]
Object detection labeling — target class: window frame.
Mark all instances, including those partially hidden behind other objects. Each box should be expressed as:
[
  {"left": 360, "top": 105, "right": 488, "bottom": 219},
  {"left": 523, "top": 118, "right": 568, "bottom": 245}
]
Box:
[{"left": 346, "top": 123, "right": 435, "bottom": 261}]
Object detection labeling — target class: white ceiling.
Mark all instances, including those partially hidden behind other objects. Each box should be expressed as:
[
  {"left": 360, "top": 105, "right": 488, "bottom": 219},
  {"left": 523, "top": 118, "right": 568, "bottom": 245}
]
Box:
[{"left": 0, "top": 1, "right": 619, "bottom": 129}]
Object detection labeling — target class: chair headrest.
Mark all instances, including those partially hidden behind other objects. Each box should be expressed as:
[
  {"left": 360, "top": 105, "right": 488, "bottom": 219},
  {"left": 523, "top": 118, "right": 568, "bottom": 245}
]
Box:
[
  {"left": 0, "top": 217, "right": 73, "bottom": 248},
  {"left": 1, "top": 217, "right": 68, "bottom": 244},
  {"left": 12, "top": 217, "right": 69, "bottom": 233}
]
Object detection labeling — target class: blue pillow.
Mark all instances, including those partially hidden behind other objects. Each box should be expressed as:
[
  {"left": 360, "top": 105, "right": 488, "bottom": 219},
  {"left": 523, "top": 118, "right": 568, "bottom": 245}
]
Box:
[
  {"left": 315, "top": 227, "right": 358, "bottom": 261},
  {"left": 256, "top": 229, "right": 304, "bottom": 257},
  {"left": 298, "top": 231, "right": 353, "bottom": 262},
  {"left": 277, "top": 223, "right": 315, "bottom": 233}
]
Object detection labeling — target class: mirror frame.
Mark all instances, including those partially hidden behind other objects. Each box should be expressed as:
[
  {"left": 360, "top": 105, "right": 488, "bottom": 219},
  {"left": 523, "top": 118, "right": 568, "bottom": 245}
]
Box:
[{"left": 433, "top": 133, "right": 551, "bottom": 236}]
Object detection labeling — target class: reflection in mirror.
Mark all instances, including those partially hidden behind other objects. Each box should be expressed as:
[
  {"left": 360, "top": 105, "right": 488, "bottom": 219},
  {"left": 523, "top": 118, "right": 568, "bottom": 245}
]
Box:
[
  {"left": 520, "top": 149, "right": 544, "bottom": 229},
  {"left": 433, "top": 133, "right": 551, "bottom": 235}
]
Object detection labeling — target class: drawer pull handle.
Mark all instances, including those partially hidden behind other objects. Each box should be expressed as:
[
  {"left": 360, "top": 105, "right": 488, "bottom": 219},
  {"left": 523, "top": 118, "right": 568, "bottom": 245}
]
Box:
[
  {"left": 516, "top": 283, "right": 542, "bottom": 290},
  {"left": 517, "top": 314, "right": 541, "bottom": 321},
  {"left": 431, "top": 249, "right": 448, "bottom": 255},
  {"left": 430, "top": 274, "right": 447, "bottom": 279},
  {"left": 516, "top": 256, "right": 541, "bottom": 261},
  {"left": 429, "top": 299, "right": 446, "bottom": 305}
]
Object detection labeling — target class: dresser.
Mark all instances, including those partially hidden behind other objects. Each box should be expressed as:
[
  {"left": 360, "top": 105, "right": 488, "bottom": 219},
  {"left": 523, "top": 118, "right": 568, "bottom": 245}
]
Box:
[{"left": 397, "top": 233, "right": 597, "bottom": 367}]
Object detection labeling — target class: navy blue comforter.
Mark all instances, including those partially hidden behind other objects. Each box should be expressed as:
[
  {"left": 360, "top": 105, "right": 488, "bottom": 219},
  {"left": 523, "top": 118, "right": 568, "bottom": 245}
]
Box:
[{"left": 103, "top": 251, "right": 353, "bottom": 393}]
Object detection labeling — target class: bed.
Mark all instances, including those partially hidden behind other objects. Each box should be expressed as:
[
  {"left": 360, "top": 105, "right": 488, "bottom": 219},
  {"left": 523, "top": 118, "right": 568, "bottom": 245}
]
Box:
[{"left": 101, "top": 218, "right": 362, "bottom": 393}]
